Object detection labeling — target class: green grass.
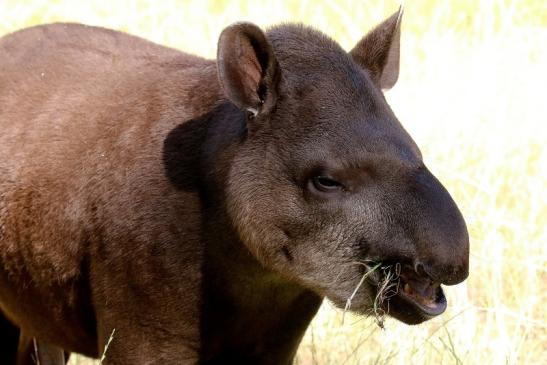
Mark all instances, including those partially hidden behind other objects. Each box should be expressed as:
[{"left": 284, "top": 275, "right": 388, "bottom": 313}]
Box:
[{"left": 1, "top": 1, "right": 545, "bottom": 364}]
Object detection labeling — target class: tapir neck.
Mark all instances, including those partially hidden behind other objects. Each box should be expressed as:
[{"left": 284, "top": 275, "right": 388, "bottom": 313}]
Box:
[{"left": 196, "top": 102, "right": 323, "bottom": 363}]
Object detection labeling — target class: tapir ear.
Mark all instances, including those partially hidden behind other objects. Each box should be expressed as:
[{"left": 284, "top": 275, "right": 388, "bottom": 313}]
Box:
[
  {"left": 350, "top": 6, "right": 403, "bottom": 90},
  {"left": 217, "top": 22, "right": 280, "bottom": 116}
]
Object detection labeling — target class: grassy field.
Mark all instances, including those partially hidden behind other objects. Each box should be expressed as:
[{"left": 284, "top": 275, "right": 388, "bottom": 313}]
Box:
[{"left": 1, "top": 0, "right": 546, "bottom": 364}]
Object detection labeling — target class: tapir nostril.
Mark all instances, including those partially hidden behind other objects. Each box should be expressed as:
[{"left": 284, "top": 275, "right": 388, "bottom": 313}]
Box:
[
  {"left": 414, "top": 261, "right": 437, "bottom": 282},
  {"left": 413, "top": 260, "right": 468, "bottom": 285},
  {"left": 414, "top": 261, "right": 426, "bottom": 277}
]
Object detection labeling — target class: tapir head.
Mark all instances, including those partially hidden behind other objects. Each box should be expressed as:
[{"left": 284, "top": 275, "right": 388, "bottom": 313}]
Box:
[{"left": 217, "top": 8, "right": 469, "bottom": 325}]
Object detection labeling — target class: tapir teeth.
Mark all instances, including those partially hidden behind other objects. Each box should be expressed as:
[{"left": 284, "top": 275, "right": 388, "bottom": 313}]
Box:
[
  {"left": 403, "top": 283, "right": 412, "bottom": 295},
  {"left": 402, "top": 280, "right": 437, "bottom": 305}
]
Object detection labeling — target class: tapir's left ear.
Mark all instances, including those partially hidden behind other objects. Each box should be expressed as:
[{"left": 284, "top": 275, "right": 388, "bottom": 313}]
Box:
[
  {"left": 217, "top": 22, "right": 280, "bottom": 117},
  {"left": 350, "top": 6, "right": 403, "bottom": 90}
]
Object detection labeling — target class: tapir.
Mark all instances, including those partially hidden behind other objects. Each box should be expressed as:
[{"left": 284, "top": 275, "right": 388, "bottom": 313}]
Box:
[{"left": 0, "top": 8, "right": 469, "bottom": 364}]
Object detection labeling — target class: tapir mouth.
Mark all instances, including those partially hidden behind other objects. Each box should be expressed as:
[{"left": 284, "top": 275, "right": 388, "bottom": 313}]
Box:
[
  {"left": 365, "top": 262, "right": 447, "bottom": 320},
  {"left": 397, "top": 265, "right": 447, "bottom": 316}
]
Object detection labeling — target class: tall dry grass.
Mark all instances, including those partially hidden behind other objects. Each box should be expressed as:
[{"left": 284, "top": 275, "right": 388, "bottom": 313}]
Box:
[{"left": 1, "top": 1, "right": 545, "bottom": 364}]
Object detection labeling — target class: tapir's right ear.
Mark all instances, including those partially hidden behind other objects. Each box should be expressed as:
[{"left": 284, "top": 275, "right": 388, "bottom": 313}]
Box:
[
  {"left": 217, "top": 22, "right": 280, "bottom": 117},
  {"left": 350, "top": 7, "right": 403, "bottom": 90}
]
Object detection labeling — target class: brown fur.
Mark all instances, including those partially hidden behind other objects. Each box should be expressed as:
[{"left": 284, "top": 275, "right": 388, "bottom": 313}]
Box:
[{"left": 0, "top": 10, "right": 469, "bottom": 365}]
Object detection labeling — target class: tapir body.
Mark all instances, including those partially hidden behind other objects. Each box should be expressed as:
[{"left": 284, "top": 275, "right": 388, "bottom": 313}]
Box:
[{"left": 0, "top": 10, "right": 469, "bottom": 365}]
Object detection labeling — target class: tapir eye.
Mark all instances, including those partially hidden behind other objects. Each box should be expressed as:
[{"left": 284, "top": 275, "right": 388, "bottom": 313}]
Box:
[{"left": 311, "top": 176, "right": 344, "bottom": 192}]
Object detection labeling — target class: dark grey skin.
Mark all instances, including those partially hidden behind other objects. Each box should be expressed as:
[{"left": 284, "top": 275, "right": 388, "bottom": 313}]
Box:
[{"left": 0, "top": 8, "right": 469, "bottom": 365}]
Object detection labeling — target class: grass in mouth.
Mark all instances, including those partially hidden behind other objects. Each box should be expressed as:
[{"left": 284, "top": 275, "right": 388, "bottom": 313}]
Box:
[
  {"left": 372, "top": 263, "right": 401, "bottom": 329},
  {"left": 343, "top": 262, "right": 403, "bottom": 328}
]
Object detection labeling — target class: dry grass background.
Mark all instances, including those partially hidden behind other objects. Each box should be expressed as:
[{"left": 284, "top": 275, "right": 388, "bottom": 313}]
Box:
[{"left": 1, "top": 0, "right": 546, "bottom": 364}]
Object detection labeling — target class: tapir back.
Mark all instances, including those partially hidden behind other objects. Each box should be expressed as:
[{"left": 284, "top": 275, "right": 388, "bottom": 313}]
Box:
[{"left": 0, "top": 23, "right": 218, "bottom": 354}]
